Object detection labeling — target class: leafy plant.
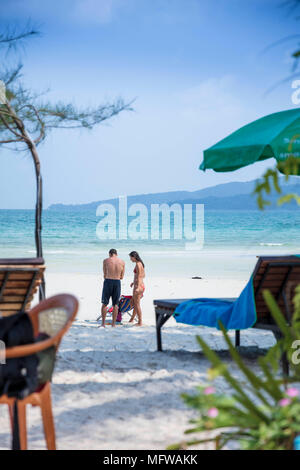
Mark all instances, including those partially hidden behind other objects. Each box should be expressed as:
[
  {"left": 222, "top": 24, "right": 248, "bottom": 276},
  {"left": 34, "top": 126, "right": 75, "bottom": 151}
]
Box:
[
  {"left": 253, "top": 157, "right": 300, "bottom": 210},
  {"left": 169, "top": 286, "right": 300, "bottom": 450}
]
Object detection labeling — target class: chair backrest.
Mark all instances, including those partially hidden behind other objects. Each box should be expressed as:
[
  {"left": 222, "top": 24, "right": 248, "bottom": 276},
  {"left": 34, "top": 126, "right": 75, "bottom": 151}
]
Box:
[
  {"left": 252, "top": 255, "right": 300, "bottom": 323},
  {"left": 0, "top": 258, "right": 45, "bottom": 317},
  {"left": 5, "top": 294, "right": 79, "bottom": 359}
]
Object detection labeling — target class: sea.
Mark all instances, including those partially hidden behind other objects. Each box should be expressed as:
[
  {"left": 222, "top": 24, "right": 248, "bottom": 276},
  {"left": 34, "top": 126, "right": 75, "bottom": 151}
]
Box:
[{"left": 0, "top": 209, "right": 299, "bottom": 280}]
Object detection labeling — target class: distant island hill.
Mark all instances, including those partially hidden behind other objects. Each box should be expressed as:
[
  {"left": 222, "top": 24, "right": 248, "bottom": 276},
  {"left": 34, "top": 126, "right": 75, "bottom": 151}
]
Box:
[{"left": 48, "top": 177, "right": 300, "bottom": 211}]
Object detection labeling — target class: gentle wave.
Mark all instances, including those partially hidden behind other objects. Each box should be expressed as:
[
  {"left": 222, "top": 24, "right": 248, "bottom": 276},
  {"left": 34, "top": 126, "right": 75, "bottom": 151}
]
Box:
[
  {"left": 259, "top": 243, "right": 284, "bottom": 246},
  {"left": 1, "top": 209, "right": 300, "bottom": 278}
]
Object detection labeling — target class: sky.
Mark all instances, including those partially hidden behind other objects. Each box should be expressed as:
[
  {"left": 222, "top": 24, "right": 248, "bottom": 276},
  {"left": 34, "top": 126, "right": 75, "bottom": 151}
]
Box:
[{"left": 1, "top": 0, "right": 300, "bottom": 209}]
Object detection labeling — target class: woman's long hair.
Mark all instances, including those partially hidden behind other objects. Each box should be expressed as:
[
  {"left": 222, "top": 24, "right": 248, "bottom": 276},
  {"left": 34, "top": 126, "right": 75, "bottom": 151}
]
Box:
[{"left": 129, "top": 251, "right": 145, "bottom": 268}]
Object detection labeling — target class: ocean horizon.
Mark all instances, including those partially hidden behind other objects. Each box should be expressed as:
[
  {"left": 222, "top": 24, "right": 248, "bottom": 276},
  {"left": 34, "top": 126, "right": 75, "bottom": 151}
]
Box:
[{"left": 1, "top": 208, "right": 299, "bottom": 279}]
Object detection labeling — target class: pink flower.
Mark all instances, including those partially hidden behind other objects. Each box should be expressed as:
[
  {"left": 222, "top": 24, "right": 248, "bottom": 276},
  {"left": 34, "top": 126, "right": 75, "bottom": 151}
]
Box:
[
  {"left": 279, "top": 398, "right": 291, "bottom": 407},
  {"left": 207, "top": 407, "right": 219, "bottom": 418},
  {"left": 286, "top": 388, "right": 299, "bottom": 398},
  {"left": 204, "top": 386, "right": 216, "bottom": 395}
]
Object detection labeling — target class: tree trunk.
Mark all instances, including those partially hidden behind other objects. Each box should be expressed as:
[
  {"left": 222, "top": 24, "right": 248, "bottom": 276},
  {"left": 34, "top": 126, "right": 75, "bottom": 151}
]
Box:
[
  {"left": 4, "top": 102, "right": 44, "bottom": 260},
  {"left": 29, "top": 142, "right": 45, "bottom": 300},
  {"left": 30, "top": 144, "right": 43, "bottom": 258}
]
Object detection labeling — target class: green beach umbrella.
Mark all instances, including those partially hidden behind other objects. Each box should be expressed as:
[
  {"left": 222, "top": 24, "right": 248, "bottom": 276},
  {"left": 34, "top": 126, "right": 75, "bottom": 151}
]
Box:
[{"left": 200, "top": 108, "right": 300, "bottom": 173}]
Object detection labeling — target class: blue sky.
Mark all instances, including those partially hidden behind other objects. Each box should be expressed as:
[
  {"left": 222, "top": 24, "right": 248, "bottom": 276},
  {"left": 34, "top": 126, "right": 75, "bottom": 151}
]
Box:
[{"left": 1, "top": 0, "right": 300, "bottom": 208}]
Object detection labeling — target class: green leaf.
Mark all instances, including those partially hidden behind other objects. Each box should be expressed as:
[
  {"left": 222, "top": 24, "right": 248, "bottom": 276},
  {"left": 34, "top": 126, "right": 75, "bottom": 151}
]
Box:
[
  {"left": 218, "top": 322, "right": 278, "bottom": 404},
  {"left": 196, "top": 334, "right": 269, "bottom": 423},
  {"left": 262, "top": 290, "right": 293, "bottom": 338},
  {"left": 278, "top": 193, "right": 300, "bottom": 206}
]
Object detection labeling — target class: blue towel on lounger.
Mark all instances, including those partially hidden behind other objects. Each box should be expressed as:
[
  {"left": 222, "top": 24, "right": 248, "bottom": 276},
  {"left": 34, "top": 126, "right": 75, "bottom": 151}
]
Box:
[{"left": 173, "top": 276, "right": 257, "bottom": 330}]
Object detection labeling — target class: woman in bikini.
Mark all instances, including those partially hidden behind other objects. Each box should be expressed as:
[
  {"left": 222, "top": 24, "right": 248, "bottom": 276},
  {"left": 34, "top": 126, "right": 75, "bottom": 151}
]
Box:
[{"left": 129, "top": 251, "right": 145, "bottom": 326}]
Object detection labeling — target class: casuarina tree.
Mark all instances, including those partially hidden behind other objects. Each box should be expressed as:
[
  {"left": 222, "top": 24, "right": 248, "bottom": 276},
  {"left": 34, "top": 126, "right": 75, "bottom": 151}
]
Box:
[{"left": 0, "top": 25, "right": 133, "bottom": 263}]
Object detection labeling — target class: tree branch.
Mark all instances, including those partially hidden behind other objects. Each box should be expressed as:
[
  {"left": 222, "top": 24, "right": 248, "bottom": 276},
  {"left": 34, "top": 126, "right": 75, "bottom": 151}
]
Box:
[
  {"left": 0, "top": 24, "right": 39, "bottom": 52},
  {"left": 18, "top": 103, "right": 45, "bottom": 144},
  {"left": 0, "top": 111, "right": 23, "bottom": 139},
  {"left": 0, "top": 137, "right": 23, "bottom": 144}
]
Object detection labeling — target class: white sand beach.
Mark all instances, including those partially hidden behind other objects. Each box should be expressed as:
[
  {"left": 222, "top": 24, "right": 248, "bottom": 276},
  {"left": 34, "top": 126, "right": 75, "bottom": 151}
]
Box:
[
  {"left": 0, "top": 273, "right": 277, "bottom": 450},
  {"left": 46, "top": 273, "right": 248, "bottom": 324}
]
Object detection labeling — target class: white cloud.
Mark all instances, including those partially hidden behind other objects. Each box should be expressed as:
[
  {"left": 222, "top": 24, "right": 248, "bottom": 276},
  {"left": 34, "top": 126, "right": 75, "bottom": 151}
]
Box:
[
  {"left": 173, "top": 75, "right": 252, "bottom": 146},
  {"left": 71, "top": 0, "right": 125, "bottom": 24},
  {"left": 0, "top": 0, "right": 126, "bottom": 26},
  {"left": 179, "top": 76, "right": 242, "bottom": 117}
]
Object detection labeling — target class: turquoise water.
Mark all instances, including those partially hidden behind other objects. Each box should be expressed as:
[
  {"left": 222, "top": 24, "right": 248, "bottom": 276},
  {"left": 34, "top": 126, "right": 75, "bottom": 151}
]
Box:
[{"left": 0, "top": 209, "right": 299, "bottom": 279}]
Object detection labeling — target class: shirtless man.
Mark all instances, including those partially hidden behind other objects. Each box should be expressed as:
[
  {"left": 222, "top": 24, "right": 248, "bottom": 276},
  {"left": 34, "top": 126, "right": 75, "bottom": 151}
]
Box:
[{"left": 101, "top": 249, "right": 125, "bottom": 327}]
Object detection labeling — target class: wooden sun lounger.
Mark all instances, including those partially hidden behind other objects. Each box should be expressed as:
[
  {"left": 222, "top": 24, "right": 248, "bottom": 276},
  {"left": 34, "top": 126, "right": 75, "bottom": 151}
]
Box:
[
  {"left": 154, "top": 256, "right": 300, "bottom": 372},
  {"left": 0, "top": 258, "right": 45, "bottom": 317}
]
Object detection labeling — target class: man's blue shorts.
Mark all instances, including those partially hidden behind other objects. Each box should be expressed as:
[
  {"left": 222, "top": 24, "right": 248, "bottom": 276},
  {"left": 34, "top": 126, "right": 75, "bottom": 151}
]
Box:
[{"left": 101, "top": 279, "right": 121, "bottom": 306}]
